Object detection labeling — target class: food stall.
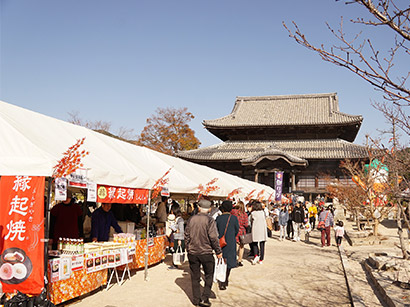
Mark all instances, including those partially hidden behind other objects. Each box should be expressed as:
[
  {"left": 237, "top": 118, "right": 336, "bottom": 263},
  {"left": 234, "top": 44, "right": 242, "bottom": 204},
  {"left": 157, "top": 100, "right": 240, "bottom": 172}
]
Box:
[
  {"left": 47, "top": 234, "right": 166, "bottom": 305},
  {"left": 0, "top": 100, "right": 275, "bottom": 305},
  {"left": 45, "top": 184, "right": 167, "bottom": 305}
]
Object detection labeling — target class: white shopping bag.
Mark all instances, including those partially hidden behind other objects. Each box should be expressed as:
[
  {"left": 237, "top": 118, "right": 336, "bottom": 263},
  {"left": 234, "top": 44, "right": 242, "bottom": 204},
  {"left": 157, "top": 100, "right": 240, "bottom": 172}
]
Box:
[
  {"left": 213, "top": 258, "right": 227, "bottom": 283},
  {"left": 172, "top": 245, "right": 185, "bottom": 266}
]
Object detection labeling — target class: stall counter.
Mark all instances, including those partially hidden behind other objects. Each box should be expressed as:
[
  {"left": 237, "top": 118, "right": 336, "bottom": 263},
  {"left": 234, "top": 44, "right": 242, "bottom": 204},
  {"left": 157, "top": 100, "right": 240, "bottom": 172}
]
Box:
[{"left": 47, "top": 235, "right": 166, "bottom": 305}]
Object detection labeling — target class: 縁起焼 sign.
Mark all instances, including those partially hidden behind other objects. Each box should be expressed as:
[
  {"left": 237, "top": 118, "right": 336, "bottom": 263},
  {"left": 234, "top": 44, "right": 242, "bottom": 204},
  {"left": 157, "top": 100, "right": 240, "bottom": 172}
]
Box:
[{"left": 0, "top": 176, "right": 45, "bottom": 295}]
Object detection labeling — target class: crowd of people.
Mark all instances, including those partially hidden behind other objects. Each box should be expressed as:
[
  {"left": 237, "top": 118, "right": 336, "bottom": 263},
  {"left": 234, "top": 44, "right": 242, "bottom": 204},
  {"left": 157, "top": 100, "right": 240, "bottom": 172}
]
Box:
[
  {"left": 163, "top": 195, "right": 345, "bottom": 307},
  {"left": 48, "top": 190, "right": 345, "bottom": 307}
]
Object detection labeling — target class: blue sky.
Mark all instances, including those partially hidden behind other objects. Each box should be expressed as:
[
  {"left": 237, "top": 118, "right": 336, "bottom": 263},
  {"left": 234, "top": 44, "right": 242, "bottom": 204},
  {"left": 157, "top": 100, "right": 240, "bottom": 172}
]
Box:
[{"left": 1, "top": 0, "right": 406, "bottom": 148}]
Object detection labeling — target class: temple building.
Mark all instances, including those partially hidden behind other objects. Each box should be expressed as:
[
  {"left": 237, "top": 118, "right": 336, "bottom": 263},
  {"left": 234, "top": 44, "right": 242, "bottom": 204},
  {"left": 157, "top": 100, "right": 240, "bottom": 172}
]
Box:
[{"left": 177, "top": 93, "right": 369, "bottom": 199}]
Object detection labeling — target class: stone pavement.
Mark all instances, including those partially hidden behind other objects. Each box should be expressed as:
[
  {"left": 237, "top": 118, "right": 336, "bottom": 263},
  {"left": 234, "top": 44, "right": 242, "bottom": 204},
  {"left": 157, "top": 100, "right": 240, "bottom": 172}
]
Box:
[
  {"left": 68, "top": 230, "right": 353, "bottom": 307},
  {"left": 342, "top": 218, "right": 407, "bottom": 307}
]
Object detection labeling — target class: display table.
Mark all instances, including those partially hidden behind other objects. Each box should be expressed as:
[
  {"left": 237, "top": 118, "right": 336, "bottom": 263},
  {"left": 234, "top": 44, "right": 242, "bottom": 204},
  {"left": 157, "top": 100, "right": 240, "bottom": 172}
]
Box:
[
  {"left": 48, "top": 267, "right": 108, "bottom": 305},
  {"left": 120, "top": 235, "right": 166, "bottom": 270},
  {"left": 47, "top": 235, "right": 166, "bottom": 305}
]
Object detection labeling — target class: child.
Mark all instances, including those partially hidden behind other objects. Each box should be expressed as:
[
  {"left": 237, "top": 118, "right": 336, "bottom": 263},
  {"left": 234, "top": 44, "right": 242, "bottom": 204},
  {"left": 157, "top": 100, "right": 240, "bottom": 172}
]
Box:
[
  {"left": 303, "top": 218, "right": 311, "bottom": 242},
  {"left": 334, "top": 220, "right": 345, "bottom": 246}
]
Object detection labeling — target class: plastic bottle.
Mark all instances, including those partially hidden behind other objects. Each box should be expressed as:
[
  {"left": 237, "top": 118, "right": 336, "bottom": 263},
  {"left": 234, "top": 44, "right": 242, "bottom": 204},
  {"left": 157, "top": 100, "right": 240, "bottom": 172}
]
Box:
[{"left": 58, "top": 237, "right": 63, "bottom": 251}]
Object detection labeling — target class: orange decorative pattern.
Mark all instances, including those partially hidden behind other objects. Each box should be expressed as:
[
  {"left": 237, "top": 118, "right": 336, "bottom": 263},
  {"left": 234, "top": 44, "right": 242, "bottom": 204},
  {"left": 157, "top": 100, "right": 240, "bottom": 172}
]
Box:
[
  {"left": 48, "top": 266, "right": 107, "bottom": 305},
  {"left": 151, "top": 168, "right": 171, "bottom": 199},
  {"left": 197, "top": 178, "right": 219, "bottom": 200},
  {"left": 47, "top": 236, "right": 165, "bottom": 305},
  {"left": 119, "top": 235, "right": 166, "bottom": 270},
  {"left": 53, "top": 138, "right": 89, "bottom": 178}
]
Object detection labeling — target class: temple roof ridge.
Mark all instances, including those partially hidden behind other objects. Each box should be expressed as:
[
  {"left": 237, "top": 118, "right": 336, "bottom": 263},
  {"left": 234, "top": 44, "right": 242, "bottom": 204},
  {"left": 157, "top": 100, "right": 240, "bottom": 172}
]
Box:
[{"left": 203, "top": 92, "right": 363, "bottom": 129}]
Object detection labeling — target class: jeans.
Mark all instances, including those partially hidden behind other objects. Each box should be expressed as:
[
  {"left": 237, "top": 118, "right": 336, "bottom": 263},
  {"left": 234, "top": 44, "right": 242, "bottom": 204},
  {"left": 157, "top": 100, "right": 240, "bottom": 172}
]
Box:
[
  {"left": 293, "top": 221, "right": 302, "bottom": 240},
  {"left": 321, "top": 226, "right": 331, "bottom": 246},
  {"left": 309, "top": 216, "right": 316, "bottom": 229},
  {"left": 287, "top": 220, "right": 294, "bottom": 238},
  {"left": 279, "top": 225, "right": 286, "bottom": 240},
  {"left": 252, "top": 241, "right": 266, "bottom": 261},
  {"left": 188, "top": 254, "right": 215, "bottom": 305}
]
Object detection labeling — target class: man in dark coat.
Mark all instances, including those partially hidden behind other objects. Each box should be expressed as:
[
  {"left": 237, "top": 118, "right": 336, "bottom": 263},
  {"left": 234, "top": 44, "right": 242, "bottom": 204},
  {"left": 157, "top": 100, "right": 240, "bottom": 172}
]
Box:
[
  {"left": 91, "top": 203, "right": 123, "bottom": 242},
  {"left": 185, "top": 199, "right": 222, "bottom": 307},
  {"left": 216, "top": 200, "right": 239, "bottom": 290}
]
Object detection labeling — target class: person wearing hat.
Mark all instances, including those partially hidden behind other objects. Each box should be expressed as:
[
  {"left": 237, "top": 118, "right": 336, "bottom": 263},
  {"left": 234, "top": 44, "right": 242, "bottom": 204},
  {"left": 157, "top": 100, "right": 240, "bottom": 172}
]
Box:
[
  {"left": 49, "top": 190, "right": 83, "bottom": 250},
  {"left": 185, "top": 199, "right": 223, "bottom": 307},
  {"left": 215, "top": 200, "right": 239, "bottom": 290}
]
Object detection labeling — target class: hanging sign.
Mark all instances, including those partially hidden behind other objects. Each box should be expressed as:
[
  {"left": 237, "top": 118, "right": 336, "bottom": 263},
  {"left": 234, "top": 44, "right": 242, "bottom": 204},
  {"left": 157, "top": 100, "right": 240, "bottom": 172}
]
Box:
[
  {"left": 160, "top": 186, "right": 170, "bottom": 197},
  {"left": 97, "top": 185, "right": 148, "bottom": 204},
  {"left": 67, "top": 168, "right": 88, "bottom": 188},
  {"left": 54, "top": 177, "right": 68, "bottom": 201},
  {"left": 87, "top": 182, "right": 97, "bottom": 202},
  {"left": 0, "top": 176, "right": 45, "bottom": 295},
  {"left": 274, "top": 171, "right": 284, "bottom": 202}
]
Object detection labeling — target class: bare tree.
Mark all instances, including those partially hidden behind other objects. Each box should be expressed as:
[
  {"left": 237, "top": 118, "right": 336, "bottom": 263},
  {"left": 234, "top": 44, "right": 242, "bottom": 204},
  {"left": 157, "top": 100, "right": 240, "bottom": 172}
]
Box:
[
  {"left": 285, "top": 0, "right": 410, "bottom": 257},
  {"left": 331, "top": 154, "right": 394, "bottom": 237},
  {"left": 116, "top": 126, "right": 136, "bottom": 140},
  {"left": 283, "top": 0, "right": 410, "bottom": 106},
  {"left": 283, "top": 1, "right": 410, "bottom": 138},
  {"left": 67, "top": 111, "right": 138, "bottom": 141},
  {"left": 369, "top": 110, "right": 410, "bottom": 258},
  {"left": 67, "top": 111, "right": 112, "bottom": 132},
  {"left": 327, "top": 179, "right": 368, "bottom": 230}
]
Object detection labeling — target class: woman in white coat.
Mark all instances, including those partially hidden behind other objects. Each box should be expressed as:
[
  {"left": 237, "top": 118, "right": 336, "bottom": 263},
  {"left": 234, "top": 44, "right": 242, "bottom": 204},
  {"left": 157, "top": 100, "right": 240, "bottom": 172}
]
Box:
[{"left": 250, "top": 201, "right": 268, "bottom": 265}]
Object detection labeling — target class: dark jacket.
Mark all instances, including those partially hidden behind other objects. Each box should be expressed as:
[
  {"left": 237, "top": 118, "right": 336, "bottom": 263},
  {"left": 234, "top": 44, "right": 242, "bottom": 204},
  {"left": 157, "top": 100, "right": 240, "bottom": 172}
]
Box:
[
  {"left": 185, "top": 212, "right": 222, "bottom": 256},
  {"left": 91, "top": 207, "right": 123, "bottom": 241},
  {"left": 50, "top": 200, "right": 83, "bottom": 242},
  {"left": 216, "top": 213, "right": 239, "bottom": 269},
  {"left": 292, "top": 206, "right": 305, "bottom": 223}
]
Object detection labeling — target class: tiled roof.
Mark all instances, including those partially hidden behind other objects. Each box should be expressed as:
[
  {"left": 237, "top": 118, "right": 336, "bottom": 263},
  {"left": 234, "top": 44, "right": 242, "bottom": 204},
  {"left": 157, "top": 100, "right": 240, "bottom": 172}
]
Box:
[
  {"left": 203, "top": 93, "right": 363, "bottom": 128},
  {"left": 241, "top": 148, "right": 308, "bottom": 166},
  {"left": 176, "top": 139, "right": 368, "bottom": 162},
  {"left": 271, "top": 139, "right": 368, "bottom": 160}
]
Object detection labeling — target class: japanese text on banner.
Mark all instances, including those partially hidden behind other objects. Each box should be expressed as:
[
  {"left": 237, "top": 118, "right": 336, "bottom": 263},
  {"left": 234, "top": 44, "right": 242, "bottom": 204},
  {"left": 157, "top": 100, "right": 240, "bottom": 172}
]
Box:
[{"left": 0, "top": 176, "right": 45, "bottom": 295}]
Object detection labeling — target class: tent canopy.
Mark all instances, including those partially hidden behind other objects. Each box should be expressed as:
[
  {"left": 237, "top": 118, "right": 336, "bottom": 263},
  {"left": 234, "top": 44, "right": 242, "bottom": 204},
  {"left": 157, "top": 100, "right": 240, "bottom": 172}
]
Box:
[{"left": 0, "top": 101, "right": 274, "bottom": 199}]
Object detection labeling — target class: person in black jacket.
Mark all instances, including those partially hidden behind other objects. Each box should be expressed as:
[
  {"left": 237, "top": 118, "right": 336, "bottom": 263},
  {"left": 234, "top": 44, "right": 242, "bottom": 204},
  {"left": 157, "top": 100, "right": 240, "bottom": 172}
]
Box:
[{"left": 292, "top": 202, "right": 305, "bottom": 241}]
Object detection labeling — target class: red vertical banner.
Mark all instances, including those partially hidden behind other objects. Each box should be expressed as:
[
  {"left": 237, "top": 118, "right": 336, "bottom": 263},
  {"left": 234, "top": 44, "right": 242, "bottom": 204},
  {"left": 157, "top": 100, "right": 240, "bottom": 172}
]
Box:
[{"left": 0, "top": 176, "right": 45, "bottom": 294}]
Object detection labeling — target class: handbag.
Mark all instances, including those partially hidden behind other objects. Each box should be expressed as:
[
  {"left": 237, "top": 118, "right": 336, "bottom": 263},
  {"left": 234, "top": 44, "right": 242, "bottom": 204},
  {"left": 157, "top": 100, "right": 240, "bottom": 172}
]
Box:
[
  {"left": 239, "top": 232, "right": 253, "bottom": 245},
  {"left": 213, "top": 258, "right": 227, "bottom": 283},
  {"left": 317, "top": 211, "right": 329, "bottom": 230},
  {"left": 172, "top": 245, "right": 185, "bottom": 266},
  {"left": 219, "top": 214, "right": 231, "bottom": 249}
]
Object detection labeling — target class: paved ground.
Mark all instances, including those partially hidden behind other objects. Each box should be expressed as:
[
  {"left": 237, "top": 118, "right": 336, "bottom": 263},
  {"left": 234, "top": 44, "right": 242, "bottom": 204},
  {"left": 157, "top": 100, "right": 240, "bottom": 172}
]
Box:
[
  {"left": 342, "top": 218, "right": 404, "bottom": 307},
  {"left": 61, "top": 209, "right": 410, "bottom": 307},
  {"left": 68, "top": 229, "right": 352, "bottom": 307}
]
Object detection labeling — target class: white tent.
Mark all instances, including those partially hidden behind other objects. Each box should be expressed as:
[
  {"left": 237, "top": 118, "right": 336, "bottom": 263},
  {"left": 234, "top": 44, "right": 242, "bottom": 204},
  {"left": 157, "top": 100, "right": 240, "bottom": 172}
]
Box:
[{"left": 0, "top": 100, "right": 274, "bottom": 199}]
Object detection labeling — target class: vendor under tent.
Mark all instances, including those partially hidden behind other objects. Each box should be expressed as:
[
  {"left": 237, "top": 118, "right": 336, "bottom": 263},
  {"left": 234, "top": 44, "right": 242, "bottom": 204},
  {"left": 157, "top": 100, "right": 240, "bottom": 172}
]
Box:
[{"left": 0, "top": 100, "right": 274, "bottom": 304}]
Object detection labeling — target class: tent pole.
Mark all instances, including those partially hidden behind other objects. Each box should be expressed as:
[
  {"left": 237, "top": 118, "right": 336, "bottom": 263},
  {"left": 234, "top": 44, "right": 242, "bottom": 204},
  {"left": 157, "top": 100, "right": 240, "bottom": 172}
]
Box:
[
  {"left": 44, "top": 177, "right": 52, "bottom": 289},
  {"left": 144, "top": 189, "right": 151, "bottom": 281}
]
